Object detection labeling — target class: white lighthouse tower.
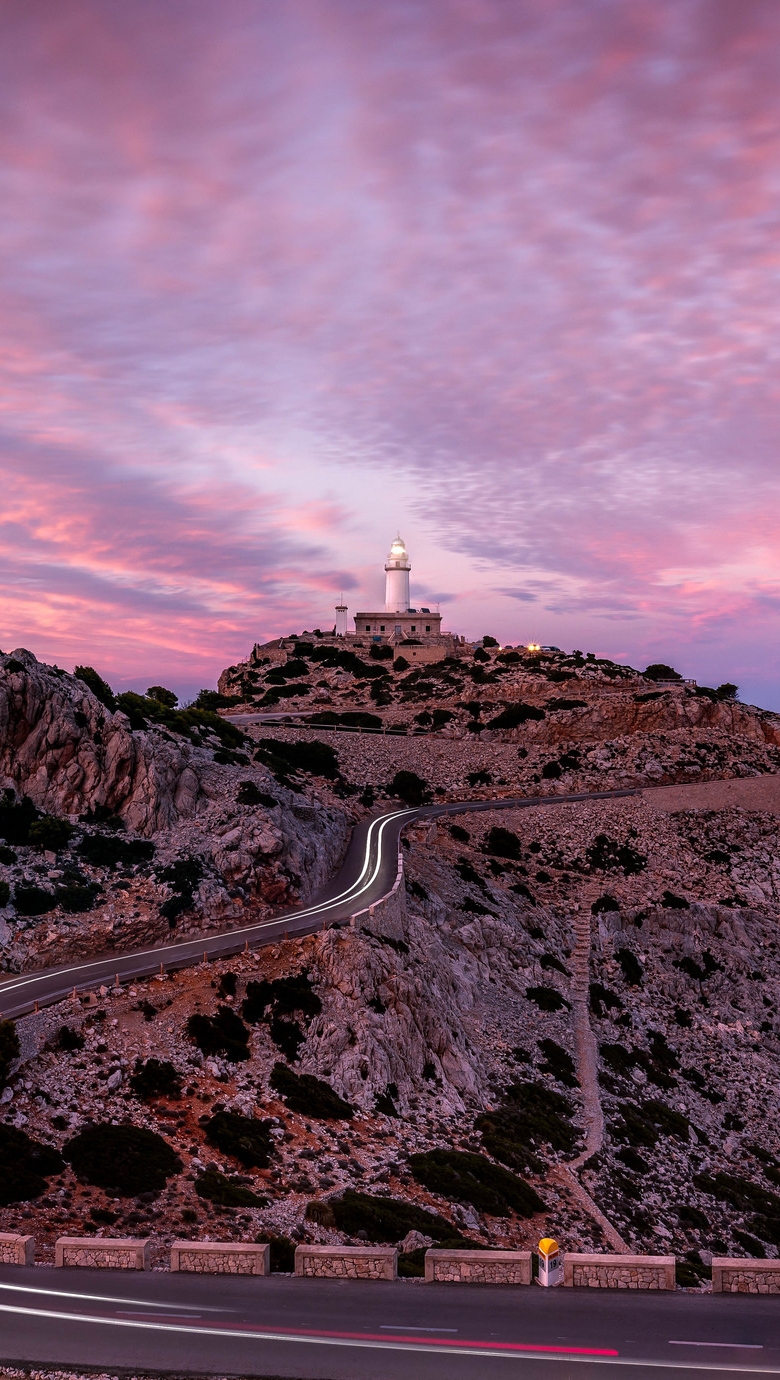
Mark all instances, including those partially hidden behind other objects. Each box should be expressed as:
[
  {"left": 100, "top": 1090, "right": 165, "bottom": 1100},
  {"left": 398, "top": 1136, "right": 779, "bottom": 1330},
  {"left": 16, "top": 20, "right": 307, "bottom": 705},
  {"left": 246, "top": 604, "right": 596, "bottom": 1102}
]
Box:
[{"left": 385, "top": 536, "right": 411, "bottom": 613}]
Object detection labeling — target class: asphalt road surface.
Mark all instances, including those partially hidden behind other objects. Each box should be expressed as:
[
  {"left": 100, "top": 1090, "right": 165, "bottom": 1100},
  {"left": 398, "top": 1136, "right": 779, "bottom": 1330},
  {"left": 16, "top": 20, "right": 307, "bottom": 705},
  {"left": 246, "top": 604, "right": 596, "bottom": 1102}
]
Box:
[
  {"left": 0, "top": 788, "right": 639, "bottom": 1021},
  {"left": 0, "top": 1265, "right": 778, "bottom": 1379}
]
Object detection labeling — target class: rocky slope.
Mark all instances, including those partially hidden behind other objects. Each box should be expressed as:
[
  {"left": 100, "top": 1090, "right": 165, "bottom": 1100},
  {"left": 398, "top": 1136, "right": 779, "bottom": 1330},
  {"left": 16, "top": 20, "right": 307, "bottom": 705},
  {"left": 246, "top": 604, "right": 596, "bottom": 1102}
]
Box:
[{"left": 2, "top": 639, "right": 780, "bottom": 1288}]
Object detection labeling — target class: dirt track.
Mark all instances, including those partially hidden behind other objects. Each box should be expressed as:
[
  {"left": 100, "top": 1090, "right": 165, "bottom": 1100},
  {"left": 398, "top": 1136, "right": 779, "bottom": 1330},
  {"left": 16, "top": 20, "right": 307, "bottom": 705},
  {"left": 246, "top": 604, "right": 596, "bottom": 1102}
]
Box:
[{"left": 641, "top": 772, "right": 780, "bottom": 814}]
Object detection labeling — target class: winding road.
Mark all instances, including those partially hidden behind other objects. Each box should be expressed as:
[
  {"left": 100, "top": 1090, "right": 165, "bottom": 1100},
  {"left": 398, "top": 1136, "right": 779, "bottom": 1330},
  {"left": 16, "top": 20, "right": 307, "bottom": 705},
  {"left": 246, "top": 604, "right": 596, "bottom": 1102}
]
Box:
[
  {"left": 1, "top": 784, "right": 779, "bottom": 1377},
  {"left": 0, "top": 787, "right": 639, "bottom": 1021}
]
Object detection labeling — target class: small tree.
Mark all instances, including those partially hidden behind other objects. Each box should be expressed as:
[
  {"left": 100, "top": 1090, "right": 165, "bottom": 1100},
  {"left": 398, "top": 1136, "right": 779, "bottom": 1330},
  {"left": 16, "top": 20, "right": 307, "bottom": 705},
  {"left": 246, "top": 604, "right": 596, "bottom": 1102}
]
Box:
[
  {"left": 644, "top": 663, "right": 682, "bottom": 682},
  {"left": 0, "top": 1019, "right": 20, "bottom": 1091},
  {"left": 716, "top": 683, "right": 738, "bottom": 700},
  {"left": 28, "top": 815, "right": 73, "bottom": 852},
  {"left": 74, "top": 666, "right": 116, "bottom": 711},
  {"left": 146, "top": 685, "right": 178, "bottom": 708}
]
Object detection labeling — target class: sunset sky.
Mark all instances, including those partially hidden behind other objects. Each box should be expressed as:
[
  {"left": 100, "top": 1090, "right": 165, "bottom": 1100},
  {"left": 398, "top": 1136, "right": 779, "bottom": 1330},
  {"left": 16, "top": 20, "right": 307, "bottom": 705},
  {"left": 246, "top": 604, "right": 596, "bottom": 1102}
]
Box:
[{"left": 2, "top": 0, "right": 780, "bottom": 707}]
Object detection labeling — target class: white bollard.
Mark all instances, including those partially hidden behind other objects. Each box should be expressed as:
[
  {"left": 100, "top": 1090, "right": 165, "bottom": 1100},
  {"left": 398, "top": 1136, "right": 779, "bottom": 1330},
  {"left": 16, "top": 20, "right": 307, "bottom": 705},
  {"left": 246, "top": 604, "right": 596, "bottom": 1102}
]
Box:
[{"left": 536, "top": 1237, "right": 564, "bottom": 1288}]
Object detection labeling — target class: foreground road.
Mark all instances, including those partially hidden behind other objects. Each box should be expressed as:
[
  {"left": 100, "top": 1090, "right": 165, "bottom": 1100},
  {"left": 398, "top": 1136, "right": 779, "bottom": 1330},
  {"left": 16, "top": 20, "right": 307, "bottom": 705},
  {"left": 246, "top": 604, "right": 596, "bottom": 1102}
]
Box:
[
  {"left": 0, "top": 1265, "right": 778, "bottom": 1379},
  {"left": 0, "top": 787, "right": 639, "bottom": 1021}
]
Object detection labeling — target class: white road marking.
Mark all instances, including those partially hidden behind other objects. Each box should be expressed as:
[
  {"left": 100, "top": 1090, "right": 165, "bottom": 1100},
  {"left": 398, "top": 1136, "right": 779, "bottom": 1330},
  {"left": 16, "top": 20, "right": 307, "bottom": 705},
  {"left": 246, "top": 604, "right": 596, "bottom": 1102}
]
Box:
[
  {"left": 0, "top": 1280, "right": 228, "bottom": 1312},
  {"left": 379, "top": 1324, "right": 458, "bottom": 1332},
  {"left": 0, "top": 1301, "right": 779, "bottom": 1372},
  {"left": 670, "top": 1342, "right": 764, "bottom": 1350}
]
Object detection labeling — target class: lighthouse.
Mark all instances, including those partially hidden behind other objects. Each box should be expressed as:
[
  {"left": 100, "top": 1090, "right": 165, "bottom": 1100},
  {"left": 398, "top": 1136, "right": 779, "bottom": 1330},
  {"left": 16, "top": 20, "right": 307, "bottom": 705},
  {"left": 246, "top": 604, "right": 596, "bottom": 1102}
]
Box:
[{"left": 385, "top": 536, "right": 411, "bottom": 613}]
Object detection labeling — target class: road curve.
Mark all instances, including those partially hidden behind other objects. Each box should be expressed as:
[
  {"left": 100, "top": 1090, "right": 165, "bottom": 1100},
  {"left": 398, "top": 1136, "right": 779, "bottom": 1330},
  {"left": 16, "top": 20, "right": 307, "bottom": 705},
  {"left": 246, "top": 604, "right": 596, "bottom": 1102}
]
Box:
[{"left": 0, "top": 787, "right": 640, "bottom": 1022}]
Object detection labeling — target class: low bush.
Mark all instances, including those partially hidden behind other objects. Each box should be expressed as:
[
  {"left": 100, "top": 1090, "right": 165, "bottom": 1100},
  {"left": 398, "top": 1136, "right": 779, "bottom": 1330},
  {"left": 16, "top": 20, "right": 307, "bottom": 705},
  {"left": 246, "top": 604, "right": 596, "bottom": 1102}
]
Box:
[
  {"left": 644, "top": 663, "right": 682, "bottom": 681},
  {"left": 677, "top": 1204, "right": 709, "bottom": 1231},
  {"left": 243, "top": 973, "right": 321, "bottom": 1023},
  {"left": 369, "top": 643, "right": 394, "bottom": 660},
  {"left": 477, "top": 1080, "right": 578, "bottom": 1169},
  {"left": 63, "top": 1123, "right": 182, "bottom": 1196},
  {"left": 255, "top": 737, "right": 339, "bottom": 780},
  {"left": 617, "top": 1146, "right": 649, "bottom": 1174},
  {"left": 538, "top": 1039, "right": 577, "bottom": 1088},
  {"left": 589, "top": 984, "right": 623, "bottom": 1017},
  {"left": 546, "top": 698, "right": 587, "bottom": 711},
  {"left": 693, "top": 1170, "right": 780, "bottom": 1218},
  {"left": 0, "top": 1019, "right": 20, "bottom": 1087},
  {"left": 331, "top": 1190, "right": 460, "bottom": 1244},
  {"left": 483, "top": 826, "right": 521, "bottom": 860},
  {"left": 662, "top": 891, "right": 690, "bottom": 910},
  {"left": 0, "top": 791, "right": 40, "bottom": 846},
  {"left": 14, "top": 885, "right": 56, "bottom": 916},
  {"left": 56, "top": 1024, "right": 85, "bottom": 1052},
  {"left": 591, "top": 894, "right": 620, "bottom": 915},
  {"left": 28, "top": 815, "right": 73, "bottom": 852},
  {"left": 74, "top": 665, "right": 117, "bottom": 710},
  {"left": 129, "top": 1058, "right": 182, "bottom": 1100},
  {"left": 195, "top": 1169, "right": 267, "bottom": 1207},
  {"left": 611, "top": 1098, "right": 691, "bottom": 1150},
  {"left": 237, "top": 781, "right": 278, "bottom": 807},
  {"left": 487, "top": 702, "right": 545, "bottom": 729},
  {"left": 186, "top": 1007, "right": 250, "bottom": 1062},
  {"left": 0, "top": 1123, "right": 63, "bottom": 1204},
  {"left": 540, "top": 953, "right": 569, "bottom": 976},
  {"left": 157, "top": 855, "right": 205, "bottom": 923},
  {"left": 78, "top": 833, "right": 155, "bottom": 869},
  {"left": 0, "top": 846, "right": 16, "bottom": 865},
  {"left": 56, "top": 883, "right": 100, "bottom": 913},
  {"left": 616, "top": 948, "right": 643, "bottom": 986},
  {"left": 0, "top": 881, "right": 8, "bottom": 908},
  {"left": 409, "top": 1148, "right": 545, "bottom": 1218},
  {"left": 270, "top": 1062, "right": 353, "bottom": 1120},
  {"left": 586, "top": 834, "right": 647, "bottom": 875},
  {"left": 387, "top": 770, "right": 430, "bottom": 806},
  {"left": 450, "top": 824, "right": 470, "bottom": 843},
  {"left": 305, "top": 1200, "right": 336, "bottom": 1227},
  {"left": 203, "top": 1111, "right": 275, "bottom": 1169},
  {"left": 526, "top": 985, "right": 569, "bottom": 1012},
  {"left": 256, "top": 1234, "right": 297, "bottom": 1272}
]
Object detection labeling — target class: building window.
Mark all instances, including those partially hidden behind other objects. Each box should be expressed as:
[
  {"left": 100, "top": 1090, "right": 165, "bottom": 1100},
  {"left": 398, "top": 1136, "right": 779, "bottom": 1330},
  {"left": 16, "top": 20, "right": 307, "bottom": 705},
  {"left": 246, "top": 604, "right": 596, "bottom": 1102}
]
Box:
[
  {"left": 426, "top": 624, "right": 431, "bottom": 632},
  {"left": 380, "top": 624, "right": 385, "bottom": 632},
  {"left": 411, "top": 625, "right": 416, "bottom": 632},
  {"left": 365, "top": 625, "right": 370, "bottom": 631}
]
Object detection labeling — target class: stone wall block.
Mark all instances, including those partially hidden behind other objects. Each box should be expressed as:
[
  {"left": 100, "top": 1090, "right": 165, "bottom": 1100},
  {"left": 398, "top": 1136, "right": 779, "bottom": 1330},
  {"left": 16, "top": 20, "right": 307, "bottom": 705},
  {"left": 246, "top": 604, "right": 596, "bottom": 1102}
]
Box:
[
  {"left": 563, "top": 1253, "right": 675, "bottom": 1290},
  {"left": 712, "top": 1259, "right": 780, "bottom": 1295},
  {"left": 54, "top": 1236, "right": 151, "bottom": 1270},
  {"left": 294, "top": 1245, "right": 397, "bottom": 1280},
  {"left": 0, "top": 1233, "right": 34, "bottom": 1266},
  {"left": 170, "top": 1241, "right": 270, "bottom": 1275},
  {"left": 424, "top": 1249, "right": 532, "bottom": 1285}
]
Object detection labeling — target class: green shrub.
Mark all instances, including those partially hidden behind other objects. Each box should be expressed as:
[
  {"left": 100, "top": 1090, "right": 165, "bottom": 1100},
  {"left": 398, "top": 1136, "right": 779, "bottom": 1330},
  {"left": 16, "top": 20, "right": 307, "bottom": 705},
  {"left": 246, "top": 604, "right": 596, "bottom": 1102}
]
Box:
[
  {"left": 74, "top": 665, "right": 117, "bottom": 710},
  {"left": 256, "top": 1234, "right": 297, "bottom": 1272},
  {"left": 0, "top": 791, "right": 40, "bottom": 846},
  {"left": 78, "top": 832, "right": 155, "bottom": 868},
  {"left": 242, "top": 973, "right": 321, "bottom": 1023},
  {"left": 331, "top": 1190, "right": 459, "bottom": 1243},
  {"left": 146, "top": 685, "right": 178, "bottom": 707},
  {"left": 546, "top": 698, "right": 587, "bottom": 711},
  {"left": 28, "top": 815, "right": 73, "bottom": 852},
  {"left": 0, "top": 881, "right": 8, "bottom": 908},
  {"left": 538, "top": 1039, "right": 577, "bottom": 1087},
  {"left": 0, "top": 1123, "right": 63, "bottom": 1204},
  {"left": 0, "top": 846, "right": 16, "bottom": 865},
  {"left": 450, "top": 824, "right": 470, "bottom": 843},
  {"left": 589, "top": 984, "right": 623, "bottom": 1017},
  {"left": 733, "top": 1229, "right": 766, "bottom": 1257},
  {"left": 487, "top": 702, "right": 545, "bottom": 729},
  {"left": 186, "top": 1007, "right": 250, "bottom": 1062},
  {"left": 157, "top": 856, "right": 204, "bottom": 924},
  {"left": 56, "top": 883, "right": 99, "bottom": 913},
  {"left": 305, "top": 1200, "right": 336, "bottom": 1227},
  {"left": 477, "top": 1081, "right": 577, "bottom": 1167},
  {"left": 409, "top": 1149, "right": 545, "bottom": 1218},
  {"left": 129, "top": 1058, "right": 182, "bottom": 1100},
  {"left": 591, "top": 895, "right": 620, "bottom": 915},
  {"left": 662, "top": 891, "right": 690, "bottom": 910},
  {"left": 194, "top": 1169, "right": 268, "bottom": 1206},
  {"left": 644, "top": 664, "right": 682, "bottom": 681},
  {"left": 693, "top": 1171, "right": 780, "bottom": 1217},
  {"left": 616, "top": 948, "right": 643, "bottom": 985},
  {"left": 237, "top": 781, "right": 277, "bottom": 807},
  {"left": 611, "top": 1098, "right": 691, "bottom": 1149},
  {"left": 193, "top": 690, "right": 236, "bottom": 711},
  {"left": 586, "top": 834, "right": 647, "bottom": 875},
  {"left": 14, "top": 885, "right": 56, "bottom": 916},
  {"left": 483, "top": 826, "right": 522, "bottom": 859},
  {"left": 617, "top": 1146, "right": 649, "bottom": 1174},
  {"left": 63, "top": 1123, "right": 182, "bottom": 1196},
  {"left": 56, "top": 1024, "right": 85, "bottom": 1052},
  {"left": 270, "top": 1062, "right": 353, "bottom": 1119},
  {"left": 393, "top": 657, "right": 409, "bottom": 672},
  {"left": 526, "top": 985, "right": 569, "bottom": 1012},
  {"left": 386, "top": 770, "right": 429, "bottom": 805},
  {"left": 203, "top": 1111, "right": 275, "bottom": 1168},
  {"left": 677, "top": 1204, "right": 709, "bottom": 1231},
  {"left": 0, "top": 1018, "right": 21, "bottom": 1089},
  {"left": 255, "top": 737, "right": 339, "bottom": 780},
  {"left": 540, "top": 953, "right": 569, "bottom": 976}
]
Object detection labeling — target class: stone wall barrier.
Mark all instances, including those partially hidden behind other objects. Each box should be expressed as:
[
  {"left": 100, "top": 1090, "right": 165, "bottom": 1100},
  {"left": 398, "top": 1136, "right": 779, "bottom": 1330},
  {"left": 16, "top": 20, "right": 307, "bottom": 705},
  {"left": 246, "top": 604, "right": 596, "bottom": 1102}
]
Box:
[
  {"left": 563, "top": 1253, "right": 675, "bottom": 1290},
  {"left": 712, "top": 1259, "right": 780, "bottom": 1294},
  {"left": 171, "top": 1241, "right": 270, "bottom": 1275},
  {"left": 425, "top": 1249, "right": 531, "bottom": 1285},
  {"left": 0, "top": 1233, "right": 34, "bottom": 1266},
  {"left": 295, "top": 1245, "right": 397, "bottom": 1280},
  {"left": 55, "top": 1237, "right": 151, "bottom": 1270}
]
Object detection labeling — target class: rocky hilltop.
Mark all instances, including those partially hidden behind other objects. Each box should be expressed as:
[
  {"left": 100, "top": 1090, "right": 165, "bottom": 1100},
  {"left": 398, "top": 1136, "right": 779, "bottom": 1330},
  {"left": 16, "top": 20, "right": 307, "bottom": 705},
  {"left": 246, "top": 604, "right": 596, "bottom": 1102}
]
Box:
[{"left": 1, "top": 638, "right": 779, "bottom": 1288}]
